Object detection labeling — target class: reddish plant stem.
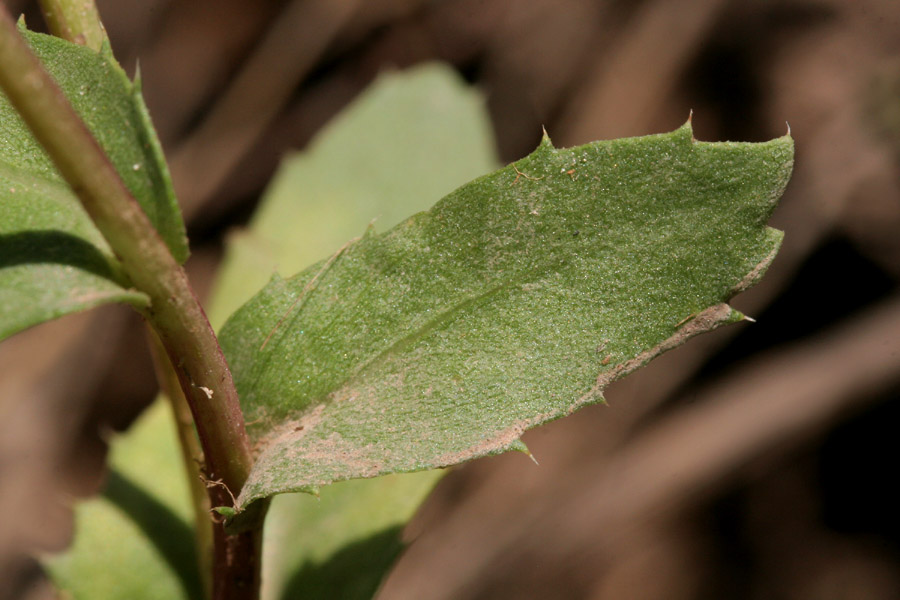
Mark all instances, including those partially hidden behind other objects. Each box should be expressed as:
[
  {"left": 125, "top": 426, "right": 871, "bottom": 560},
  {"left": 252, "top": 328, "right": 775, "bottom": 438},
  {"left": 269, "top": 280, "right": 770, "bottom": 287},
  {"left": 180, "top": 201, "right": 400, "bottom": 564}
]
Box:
[
  {"left": 0, "top": 9, "right": 262, "bottom": 599},
  {"left": 146, "top": 326, "right": 214, "bottom": 597},
  {"left": 210, "top": 487, "right": 264, "bottom": 600}
]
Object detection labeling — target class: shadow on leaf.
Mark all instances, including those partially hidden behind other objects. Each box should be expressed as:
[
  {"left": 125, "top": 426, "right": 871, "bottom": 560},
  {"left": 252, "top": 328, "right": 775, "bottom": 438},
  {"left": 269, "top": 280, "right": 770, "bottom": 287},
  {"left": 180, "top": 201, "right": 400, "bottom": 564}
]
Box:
[
  {"left": 280, "top": 526, "right": 405, "bottom": 600},
  {"left": 103, "top": 469, "right": 203, "bottom": 599},
  {"left": 0, "top": 231, "right": 118, "bottom": 279}
]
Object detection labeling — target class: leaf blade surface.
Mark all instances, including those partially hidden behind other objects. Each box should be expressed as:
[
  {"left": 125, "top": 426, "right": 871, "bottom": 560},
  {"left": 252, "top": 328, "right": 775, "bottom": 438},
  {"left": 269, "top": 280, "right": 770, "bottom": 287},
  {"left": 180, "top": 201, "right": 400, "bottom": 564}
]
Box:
[{"left": 220, "top": 123, "right": 794, "bottom": 508}]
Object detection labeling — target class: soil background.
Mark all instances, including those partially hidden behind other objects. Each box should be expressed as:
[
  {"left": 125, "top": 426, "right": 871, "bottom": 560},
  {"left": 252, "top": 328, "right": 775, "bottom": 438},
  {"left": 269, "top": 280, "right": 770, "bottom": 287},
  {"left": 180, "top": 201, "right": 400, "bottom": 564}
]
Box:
[{"left": 2, "top": 1, "right": 899, "bottom": 599}]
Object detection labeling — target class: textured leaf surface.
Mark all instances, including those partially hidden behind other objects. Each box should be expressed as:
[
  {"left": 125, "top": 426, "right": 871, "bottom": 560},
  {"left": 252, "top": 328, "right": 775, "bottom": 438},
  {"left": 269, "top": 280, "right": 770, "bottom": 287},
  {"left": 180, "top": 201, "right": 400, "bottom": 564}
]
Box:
[
  {"left": 221, "top": 122, "right": 793, "bottom": 509},
  {"left": 0, "top": 27, "right": 185, "bottom": 339}
]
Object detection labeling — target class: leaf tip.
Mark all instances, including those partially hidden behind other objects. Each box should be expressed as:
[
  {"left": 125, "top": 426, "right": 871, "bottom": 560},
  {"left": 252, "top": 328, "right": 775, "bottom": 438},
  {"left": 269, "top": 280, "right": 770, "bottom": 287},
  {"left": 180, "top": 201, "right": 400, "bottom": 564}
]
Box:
[
  {"left": 211, "top": 506, "right": 239, "bottom": 528},
  {"left": 99, "top": 37, "right": 115, "bottom": 60}
]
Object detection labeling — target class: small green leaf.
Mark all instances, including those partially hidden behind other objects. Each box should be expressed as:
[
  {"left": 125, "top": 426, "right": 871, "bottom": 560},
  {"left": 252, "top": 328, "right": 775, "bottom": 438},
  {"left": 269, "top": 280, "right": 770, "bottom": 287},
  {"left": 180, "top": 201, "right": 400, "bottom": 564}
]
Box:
[
  {"left": 7, "top": 26, "right": 188, "bottom": 261},
  {"left": 220, "top": 122, "right": 793, "bottom": 510},
  {"left": 0, "top": 27, "right": 186, "bottom": 339}
]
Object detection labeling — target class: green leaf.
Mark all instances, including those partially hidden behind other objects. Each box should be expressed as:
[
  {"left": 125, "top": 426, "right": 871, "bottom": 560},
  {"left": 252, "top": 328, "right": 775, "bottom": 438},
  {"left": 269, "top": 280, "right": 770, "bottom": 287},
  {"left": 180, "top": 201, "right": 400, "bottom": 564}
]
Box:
[
  {"left": 0, "top": 26, "right": 187, "bottom": 339},
  {"left": 221, "top": 122, "right": 793, "bottom": 510},
  {"left": 263, "top": 474, "right": 442, "bottom": 600}
]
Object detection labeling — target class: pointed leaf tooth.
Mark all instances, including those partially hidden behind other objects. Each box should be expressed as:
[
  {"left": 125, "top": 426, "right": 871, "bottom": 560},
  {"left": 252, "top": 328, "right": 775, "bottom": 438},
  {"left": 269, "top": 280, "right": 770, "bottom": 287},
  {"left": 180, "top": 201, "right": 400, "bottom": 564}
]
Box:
[
  {"left": 508, "top": 439, "right": 539, "bottom": 465},
  {"left": 727, "top": 306, "right": 748, "bottom": 324}
]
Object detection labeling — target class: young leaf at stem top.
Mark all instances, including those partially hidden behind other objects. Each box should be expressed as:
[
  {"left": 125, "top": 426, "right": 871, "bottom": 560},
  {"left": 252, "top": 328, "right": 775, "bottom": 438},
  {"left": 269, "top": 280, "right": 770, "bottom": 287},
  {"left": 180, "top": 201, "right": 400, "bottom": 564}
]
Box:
[{"left": 219, "top": 121, "right": 793, "bottom": 515}]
